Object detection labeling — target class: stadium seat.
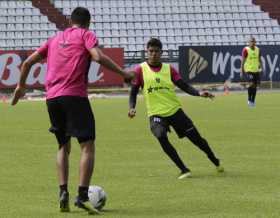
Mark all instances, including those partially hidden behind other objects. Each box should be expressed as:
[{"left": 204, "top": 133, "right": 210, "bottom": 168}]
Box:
[
  {"left": 159, "top": 29, "right": 167, "bottom": 36},
  {"left": 267, "top": 34, "right": 274, "bottom": 42},
  {"left": 1, "top": 0, "right": 280, "bottom": 51},
  {"left": 273, "top": 27, "right": 280, "bottom": 34}
]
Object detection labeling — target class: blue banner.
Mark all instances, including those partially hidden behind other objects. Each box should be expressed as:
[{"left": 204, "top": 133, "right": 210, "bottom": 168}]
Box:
[{"left": 179, "top": 45, "right": 280, "bottom": 83}]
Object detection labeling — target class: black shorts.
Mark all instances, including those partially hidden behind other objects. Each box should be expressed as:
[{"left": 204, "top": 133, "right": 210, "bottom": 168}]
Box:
[
  {"left": 149, "top": 109, "right": 194, "bottom": 139},
  {"left": 244, "top": 72, "right": 261, "bottom": 86},
  {"left": 46, "top": 96, "right": 95, "bottom": 145}
]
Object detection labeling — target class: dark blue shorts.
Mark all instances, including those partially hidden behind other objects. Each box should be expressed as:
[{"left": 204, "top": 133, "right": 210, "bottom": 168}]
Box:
[{"left": 46, "top": 96, "right": 95, "bottom": 145}]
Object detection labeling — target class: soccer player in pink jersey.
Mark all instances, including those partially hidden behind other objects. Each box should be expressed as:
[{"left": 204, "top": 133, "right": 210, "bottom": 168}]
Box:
[{"left": 12, "top": 7, "right": 134, "bottom": 214}]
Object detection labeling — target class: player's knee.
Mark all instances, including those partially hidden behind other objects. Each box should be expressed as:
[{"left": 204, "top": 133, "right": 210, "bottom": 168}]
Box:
[
  {"left": 151, "top": 126, "right": 167, "bottom": 139},
  {"left": 199, "top": 137, "right": 208, "bottom": 146},
  {"left": 80, "top": 139, "right": 95, "bottom": 154},
  {"left": 191, "top": 138, "right": 203, "bottom": 147}
]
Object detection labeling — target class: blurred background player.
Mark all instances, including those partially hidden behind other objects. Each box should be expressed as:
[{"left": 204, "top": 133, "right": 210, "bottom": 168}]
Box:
[
  {"left": 128, "top": 38, "right": 224, "bottom": 179},
  {"left": 11, "top": 7, "right": 134, "bottom": 214},
  {"left": 241, "top": 37, "right": 263, "bottom": 107}
]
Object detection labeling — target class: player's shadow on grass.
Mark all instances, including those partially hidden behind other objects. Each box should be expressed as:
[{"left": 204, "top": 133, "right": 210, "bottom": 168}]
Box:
[
  {"left": 186, "top": 171, "right": 230, "bottom": 180},
  {"left": 101, "top": 207, "right": 189, "bottom": 217},
  {"left": 98, "top": 208, "right": 139, "bottom": 217},
  {"left": 100, "top": 208, "right": 175, "bottom": 217},
  {"left": 100, "top": 208, "right": 118, "bottom": 213}
]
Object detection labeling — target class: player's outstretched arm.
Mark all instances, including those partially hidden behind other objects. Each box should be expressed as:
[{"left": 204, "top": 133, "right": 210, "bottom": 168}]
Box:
[
  {"left": 11, "top": 51, "right": 43, "bottom": 105},
  {"left": 89, "top": 47, "right": 135, "bottom": 82},
  {"left": 174, "top": 79, "right": 200, "bottom": 96},
  {"left": 174, "top": 79, "right": 214, "bottom": 100},
  {"left": 128, "top": 85, "right": 139, "bottom": 118}
]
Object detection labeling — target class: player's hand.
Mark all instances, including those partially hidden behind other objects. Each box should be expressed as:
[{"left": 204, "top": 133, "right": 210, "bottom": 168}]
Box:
[
  {"left": 128, "top": 108, "right": 136, "bottom": 118},
  {"left": 11, "top": 85, "right": 25, "bottom": 105},
  {"left": 199, "top": 91, "right": 215, "bottom": 100},
  {"left": 123, "top": 70, "right": 135, "bottom": 84}
]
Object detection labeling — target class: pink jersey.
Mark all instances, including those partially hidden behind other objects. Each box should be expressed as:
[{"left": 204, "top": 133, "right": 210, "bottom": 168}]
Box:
[
  {"left": 37, "top": 27, "right": 98, "bottom": 99},
  {"left": 132, "top": 62, "right": 182, "bottom": 88}
]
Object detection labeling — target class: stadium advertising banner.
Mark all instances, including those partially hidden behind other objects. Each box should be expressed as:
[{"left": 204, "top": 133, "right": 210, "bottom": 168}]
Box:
[
  {"left": 179, "top": 46, "right": 280, "bottom": 83},
  {"left": 0, "top": 48, "right": 124, "bottom": 89}
]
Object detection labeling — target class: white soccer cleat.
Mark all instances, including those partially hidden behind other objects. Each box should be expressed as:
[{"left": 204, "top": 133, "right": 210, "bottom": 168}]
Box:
[
  {"left": 248, "top": 101, "right": 255, "bottom": 107},
  {"left": 178, "top": 171, "right": 192, "bottom": 179}
]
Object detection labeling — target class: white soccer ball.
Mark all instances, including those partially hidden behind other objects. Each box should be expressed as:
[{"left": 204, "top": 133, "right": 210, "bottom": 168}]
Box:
[{"left": 88, "top": 185, "right": 107, "bottom": 211}]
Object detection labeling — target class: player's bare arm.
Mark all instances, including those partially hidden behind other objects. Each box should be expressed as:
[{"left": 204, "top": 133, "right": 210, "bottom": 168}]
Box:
[
  {"left": 89, "top": 47, "right": 135, "bottom": 82},
  {"left": 241, "top": 53, "right": 247, "bottom": 78},
  {"left": 259, "top": 49, "right": 263, "bottom": 73},
  {"left": 240, "top": 48, "right": 248, "bottom": 77},
  {"left": 128, "top": 84, "right": 139, "bottom": 118},
  {"left": 11, "top": 51, "right": 44, "bottom": 105},
  {"left": 241, "top": 58, "right": 245, "bottom": 74}
]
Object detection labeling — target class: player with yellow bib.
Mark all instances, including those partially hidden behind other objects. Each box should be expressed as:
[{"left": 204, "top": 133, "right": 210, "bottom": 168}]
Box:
[
  {"left": 128, "top": 38, "right": 224, "bottom": 179},
  {"left": 241, "top": 37, "right": 263, "bottom": 107}
]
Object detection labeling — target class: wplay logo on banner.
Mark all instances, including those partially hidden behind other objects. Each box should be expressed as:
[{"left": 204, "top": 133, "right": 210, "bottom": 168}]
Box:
[{"left": 188, "top": 49, "right": 208, "bottom": 80}]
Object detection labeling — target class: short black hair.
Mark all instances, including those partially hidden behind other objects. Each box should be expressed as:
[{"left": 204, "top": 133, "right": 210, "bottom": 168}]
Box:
[
  {"left": 249, "top": 36, "right": 256, "bottom": 42},
  {"left": 147, "top": 38, "right": 163, "bottom": 50},
  {"left": 71, "top": 7, "right": 91, "bottom": 27}
]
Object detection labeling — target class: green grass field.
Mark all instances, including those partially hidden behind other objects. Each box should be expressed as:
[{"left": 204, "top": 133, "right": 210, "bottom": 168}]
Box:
[{"left": 0, "top": 92, "right": 279, "bottom": 218}]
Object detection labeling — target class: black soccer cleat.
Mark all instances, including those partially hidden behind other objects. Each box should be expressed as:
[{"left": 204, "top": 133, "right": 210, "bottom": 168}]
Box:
[
  {"left": 74, "top": 196, "right": 100, "bottom": 215},
  {"left": 59, "top": 191, "right": 70, "bottom": 212}
]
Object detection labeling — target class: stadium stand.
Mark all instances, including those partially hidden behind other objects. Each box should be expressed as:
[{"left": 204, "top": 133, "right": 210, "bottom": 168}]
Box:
[
  {"left": 253, "top": 0, "right": 280, "bottom": 24},
  {"left": 0, "top": 0, "right": 57, "bottom": 50},
  {"left": 52, "top": 0, "right": 280, "bottom": 51},
  {"left": 0, "top": 0, "right": 280, "bottom": 58}
]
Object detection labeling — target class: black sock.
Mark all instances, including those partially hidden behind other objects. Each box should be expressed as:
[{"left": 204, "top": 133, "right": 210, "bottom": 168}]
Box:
[
  {"left": 186, "top": 128, "right": 220, "bottom": 166},
  {"left": 200, "top": 139, "right": 220, "bottom": 166},
  {"left": 248, "top": 87, "right": 253, "bottom": 102},
  {"left": 59, "top": 184, "right": 68, "bottom": 195},
  {"left": 251, "top": 87, "right": 257, "bottom": 103},
  {"left": 157, "top": 136, "right": 189, "bottom": 173},
  {"left": 78, "top": 186, "right": 89, "bottom": 201}
]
